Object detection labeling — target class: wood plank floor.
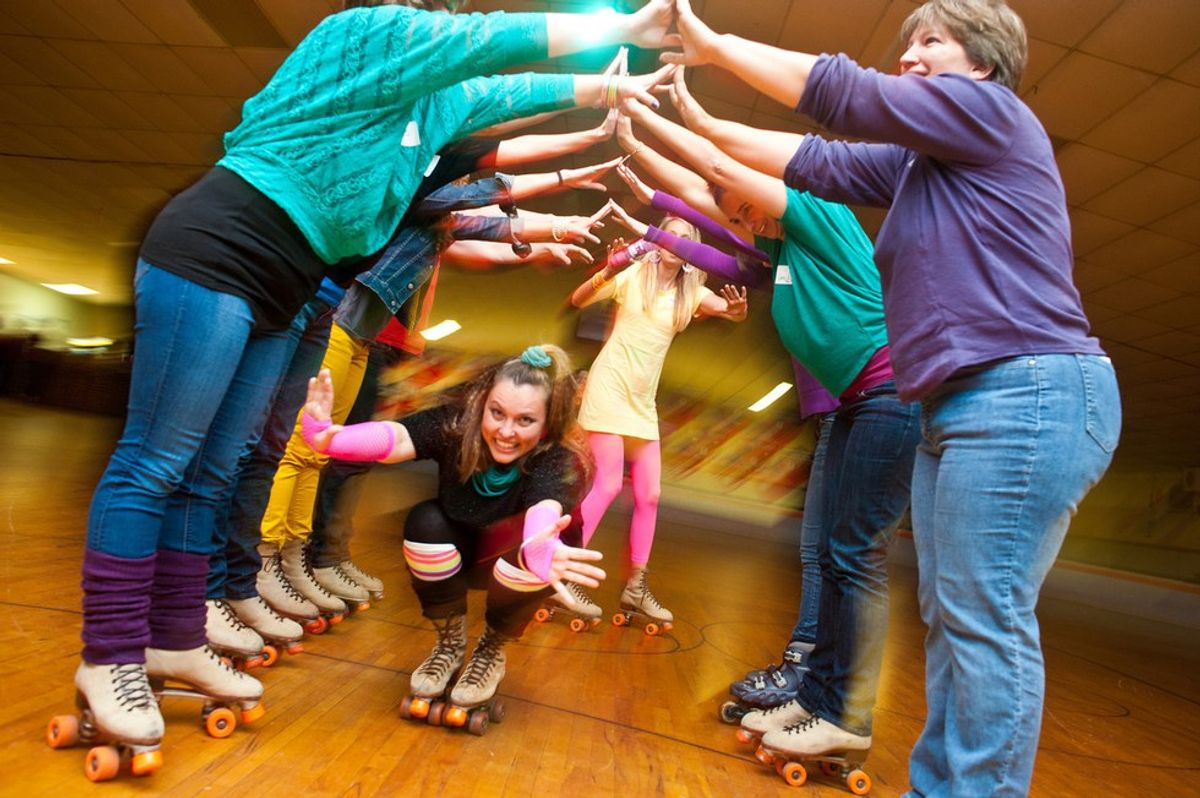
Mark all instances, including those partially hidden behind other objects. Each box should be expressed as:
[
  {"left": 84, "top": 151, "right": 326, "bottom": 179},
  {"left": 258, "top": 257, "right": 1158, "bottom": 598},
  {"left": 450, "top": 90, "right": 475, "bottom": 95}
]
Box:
[{"left": 1, "top": 398, "right": 1197, "bottom": 796}]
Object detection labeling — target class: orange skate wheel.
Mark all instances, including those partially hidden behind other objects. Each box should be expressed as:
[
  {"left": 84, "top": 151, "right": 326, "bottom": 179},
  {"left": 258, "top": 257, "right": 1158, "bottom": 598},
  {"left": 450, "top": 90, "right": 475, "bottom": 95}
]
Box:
[
  {"left": 489, "top": 701, "right": 507, "bottom": 724},
  {"left": 644, "top": 622, "right": 660, "bottom": 636},
  {"left": 260, "top": 645, "right": 279, "bottom": 667},
  {"left": 662, "top": 621, "right": 674, "bottom": 633},
  {"left": 736, "top": 728, "right": 756, "bottom": 745},
  {"left": 47, "top": 714, "right": 79, "bottom": 749},
  {"left": 358, "top": 602, "right": 370, "bottom": 612},
  {"left": 782, "top": 762, "right": 808, "bottom": 787},
  {"left": 534, "top": 607, "right": 551, "bottom": 623},
  {"left": 241, "top": 702, "right": 265, "bottom": 725},
  {"left": 590, "top": 617, "right": 602, "bottom": 628},
  {"left": 569, "top": 618, "right": 587, "bottom": 633},
  {"left": 754, "top": 745, "right": 774, "bottom": 766},
  {"left": 445, "top": 706, "right": 468, "bottom": 727},
  {"left": 328, "top": 613, "right": 344, "bottom": 626},
  {"left": 611, "top": 612, "right": 628, "bottom": 627},
  {"left": 428, "top": 701, "right": 446, "bottom": 727},
  {"left": 130, "top": 748, "right": 163, "bottom": 776},
  {"left": 847, "top": 769, "right": 872, "bottom": 795},
  {"left": 205, "top": 707, "right": 237, "bottom": 738},
  {"left": 220, "top": 655, "right": 235, "bottom": 669},
  {"left": 85, "top": 745, "right": 121, "bottom": 782},
  {"left": 244, "top": 655, "right": 264, "bottom": 670},
  {"left": 285, "top": 642, "right": 304, "bottom": 655},
  {"left": 410, "top": 697, "right": 431, "bottom": 720},
  {"left": 304, "top": 616, "right": 329, "bottom": 635},
  {"left": 467, "top": 710, "right": 489, "bottom": 736}
]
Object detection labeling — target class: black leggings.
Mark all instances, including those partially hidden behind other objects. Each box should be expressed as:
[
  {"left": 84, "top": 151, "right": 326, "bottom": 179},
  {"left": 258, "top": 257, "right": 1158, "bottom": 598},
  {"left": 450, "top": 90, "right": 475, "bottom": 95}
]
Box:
[{"left": 403, "top": 500, "right": 583, "bottom": 638}]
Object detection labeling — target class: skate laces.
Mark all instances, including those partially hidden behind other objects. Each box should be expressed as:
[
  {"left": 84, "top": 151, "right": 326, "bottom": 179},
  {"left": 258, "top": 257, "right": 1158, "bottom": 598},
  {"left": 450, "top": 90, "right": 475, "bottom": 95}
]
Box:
[
  {"left": 458, "top": 628, "right": 508, "bottom": 688},
  {"left": 111, "top": 663, "right": 156, "bottom": 710},
  {"left": 342, "top": 560, "right": 377, "bottom": 584},
  {"left": 630, "top": 571, "right": 664, "bottom": 612},
  {"left": 332, "top": 564, "right": 361, "bottom": 591},
  {"left": 300, "top": 547, "right": 340, "bottom": 601},
  {"left": 269, "top": 556, "right": 311, "bottom": 605},
  {"left": 415, "top": 618, "right": 466, "bottom": 681},
  {"left": 783, "top": 716, "right": 820, "bottom": 734},
  {"left": 566, "top": 581, "right": 596, "bottom": 608},
  {"left": 217, "top": 600, "right": 252, "bottom": 632}
]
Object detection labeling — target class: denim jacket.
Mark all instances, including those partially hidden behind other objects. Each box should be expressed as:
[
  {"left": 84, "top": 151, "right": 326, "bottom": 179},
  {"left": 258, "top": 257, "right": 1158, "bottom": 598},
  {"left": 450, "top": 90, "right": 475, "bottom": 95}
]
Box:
[{"left": 335, "top": 174, "right": 516, "bottom": 340}]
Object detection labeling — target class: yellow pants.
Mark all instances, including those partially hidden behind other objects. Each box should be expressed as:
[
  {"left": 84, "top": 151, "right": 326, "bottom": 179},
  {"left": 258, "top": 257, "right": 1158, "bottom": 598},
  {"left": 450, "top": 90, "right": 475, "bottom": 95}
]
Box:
[{"left": 260, "top": 322, "right": 370, "bottom": 548}]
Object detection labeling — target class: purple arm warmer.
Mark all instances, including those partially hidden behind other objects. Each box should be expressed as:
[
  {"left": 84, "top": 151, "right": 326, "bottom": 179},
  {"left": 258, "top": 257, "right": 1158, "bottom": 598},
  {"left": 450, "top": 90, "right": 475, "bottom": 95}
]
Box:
[
  {"left": 644, "top": 226, "right": 768, "bottom": 290},
  {"left": 651, "top": 191, "right": 769, "bottom": 262},
  {"left": 518, "top": 503, "right": 565, "bottom": 582},
  {"left": 301, "top": 412, "right": 396, "bottom": 462}
]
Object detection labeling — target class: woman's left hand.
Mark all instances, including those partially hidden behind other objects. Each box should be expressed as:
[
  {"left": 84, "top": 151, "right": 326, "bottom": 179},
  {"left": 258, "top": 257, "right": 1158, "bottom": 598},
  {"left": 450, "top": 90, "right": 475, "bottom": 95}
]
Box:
[
  {"left": 560, "top": 156, "right": 622, "bottom": 192},
  {"left": 721, "top": 284, "right": 749, "bottom": 320},
  {"left": 525, "top": 514, "right": 606, "bottom": 606}
]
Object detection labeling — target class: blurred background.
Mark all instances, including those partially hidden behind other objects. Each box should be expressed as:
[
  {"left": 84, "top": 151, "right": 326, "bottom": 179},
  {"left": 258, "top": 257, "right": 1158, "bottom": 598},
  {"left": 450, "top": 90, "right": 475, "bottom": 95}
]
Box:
[{"left": 0, "top": 0, "right": 1197, "bottom": 586}]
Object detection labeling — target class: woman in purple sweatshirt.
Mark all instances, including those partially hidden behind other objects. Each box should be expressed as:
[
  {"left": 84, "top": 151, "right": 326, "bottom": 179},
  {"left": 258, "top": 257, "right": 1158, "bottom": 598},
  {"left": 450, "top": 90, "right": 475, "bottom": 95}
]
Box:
[{"left": 666, "top": 1, "right": 1121, "bottom": 796}]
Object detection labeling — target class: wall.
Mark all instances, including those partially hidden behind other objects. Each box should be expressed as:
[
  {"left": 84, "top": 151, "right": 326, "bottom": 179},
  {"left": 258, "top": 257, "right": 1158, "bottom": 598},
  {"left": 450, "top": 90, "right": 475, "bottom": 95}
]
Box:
[{"left": 0, "top": 272, "right": 132, "bottom": 345}]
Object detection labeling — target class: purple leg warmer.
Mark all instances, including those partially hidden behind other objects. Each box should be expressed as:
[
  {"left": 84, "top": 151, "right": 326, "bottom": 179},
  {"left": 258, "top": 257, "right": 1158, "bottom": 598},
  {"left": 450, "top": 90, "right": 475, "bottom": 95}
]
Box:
[
  {"left": 81, "top": 548, "right": 156, "bottom": 665},
  {"left": 148, "top": 548, "right": 210, "bottom": 651}
]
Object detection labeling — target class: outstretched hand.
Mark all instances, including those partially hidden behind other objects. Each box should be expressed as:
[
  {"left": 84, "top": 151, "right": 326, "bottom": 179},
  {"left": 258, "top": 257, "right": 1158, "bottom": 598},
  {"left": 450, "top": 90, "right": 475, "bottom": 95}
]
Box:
[
  {"left": 615, "top": 63, "right": 676, "bottom": 110},
  {"left": 720, "top": 284, "right": 749, "bottom": 320},
  {"left": 605, "top": 197, "right": 651, "bottom": 239},
  {"left": 660, "top": 0, "right": 722, "bottom": 67},
  {"left": 524, "top": 514, "right": 606, "bottom": 608},
  {"left": 623, "top": 0, "right": 676, "bottom": 51},
  {"left": 532, "top": 243, "right": 593, "bottom": 270},
  {"left": 667, "top": 66, "right": 709, "bottom": 130},
  {"left": 303, "top": 369, "right": 342, "bottom": 450},
  {"left": 616, "top": 162, "right": 655, "bottom": 206},
  {"left": 560, "top": 156, "right": 622, "bottom": 192}
]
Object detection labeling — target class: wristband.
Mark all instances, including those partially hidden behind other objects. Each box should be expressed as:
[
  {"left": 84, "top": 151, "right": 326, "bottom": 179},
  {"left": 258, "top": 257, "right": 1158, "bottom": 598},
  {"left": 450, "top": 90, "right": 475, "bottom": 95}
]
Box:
[
  {"left": 301, "top": 412, "right": 332, "bottom": 450},
  {"left": 591, "top": 271, "right": 609, "bottom": 290},
  {"left": 551, "top": 218, "right": 568, "bottom": 242},
  {"left": 556, "top": 169, "right": 564, "bottom": 187}
]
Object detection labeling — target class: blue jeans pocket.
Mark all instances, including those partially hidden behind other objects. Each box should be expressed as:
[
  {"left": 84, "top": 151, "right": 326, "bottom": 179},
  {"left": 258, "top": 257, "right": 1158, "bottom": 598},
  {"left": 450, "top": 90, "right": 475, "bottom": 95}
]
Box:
[{"left": 1078, "top": 355, "right": 1121, "bottom": 453}]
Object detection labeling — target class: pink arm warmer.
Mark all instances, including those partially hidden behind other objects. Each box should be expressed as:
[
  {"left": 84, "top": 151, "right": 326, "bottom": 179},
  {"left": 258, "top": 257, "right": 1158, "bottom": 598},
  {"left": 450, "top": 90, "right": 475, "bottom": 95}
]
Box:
[
  {"left": 608, "top": 238, "right": 658, "bottom": 269},
  {"left": 301, "top": 412, "right": 396, "bottom": 462},
  {"left": 518, "top": 503, "right": 565, "bottom": 582}
]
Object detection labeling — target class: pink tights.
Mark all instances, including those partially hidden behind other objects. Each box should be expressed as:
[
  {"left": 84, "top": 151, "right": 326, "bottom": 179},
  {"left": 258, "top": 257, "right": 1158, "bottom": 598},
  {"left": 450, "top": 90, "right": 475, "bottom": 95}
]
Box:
[{"left": 580, "top": 432, "right": 661, "bottom": 567}]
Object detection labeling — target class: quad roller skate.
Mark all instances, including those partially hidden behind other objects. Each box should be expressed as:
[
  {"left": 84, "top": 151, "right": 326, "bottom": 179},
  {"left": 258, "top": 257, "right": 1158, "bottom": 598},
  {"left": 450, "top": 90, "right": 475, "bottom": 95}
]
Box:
[
  {"left": 47, "top": 662, "right": 165, "bottom": 783},
  {"left": 312, "top": 563, "right": 371, "bottom": 613},
  {"left": 755, "top": 717, "right": 872, "bottom": 794},
  {"left": 399, "top": 615, "right": 467, "bottom": 727},
  {"left": 736, "top": 699, "right": 812, "bottom": 748},
  {"left": 227, "top": 595, "right": 304, "bottom": 665},
  {"left": 442, "top": 626, "right": 511, "bottom": 736},
  {"left": 145, "top": 646, "right": 265, "bottom": 739},
  {"left": 205, "top": 599, "right": 266, "bottom": 670},
  {"left": 534, "top": 582, "right": 603, "bottom": 633},
  {"left": 612, "top": 568, "right": 673, "bottom": 636},
  {"left": 280, "top": 540, "right": 348, "bottom": 629},
  {"left": 719, "top": 641, "right": 813, "bottom": 724},
  {"left": 257, "top": 547, "right": 328, "bottom": 634},
  {"left": 340, "top": 558, "right": 385, "bottom": 602}
]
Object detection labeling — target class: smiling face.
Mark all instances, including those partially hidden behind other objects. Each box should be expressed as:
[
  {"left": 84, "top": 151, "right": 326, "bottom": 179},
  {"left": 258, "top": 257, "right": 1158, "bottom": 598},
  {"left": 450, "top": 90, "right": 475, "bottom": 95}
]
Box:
[
  {"left": 899, "top": 24, "right": 993, "bottom": 81},
  {"left": 716, "top": 191, "right": 781, "bottom": 240},
  {"left": 479, "top": 378, "right": 548, "bottom": 464},
  {"left": 656, "top": 217, "right": 694, "bottom": 270}
]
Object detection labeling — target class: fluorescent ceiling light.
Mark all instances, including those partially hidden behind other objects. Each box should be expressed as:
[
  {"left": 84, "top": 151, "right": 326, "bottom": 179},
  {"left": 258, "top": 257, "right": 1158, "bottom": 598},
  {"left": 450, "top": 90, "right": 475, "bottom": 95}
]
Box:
[
  {"left": 66, "top": 337, "right": 114, "bottom": 348},
  {"left": 42, "top": 283, "right": 99, "bottom": 296},
  {"left": 0, "top": 256, "right": 14, "bottom": 264},
  {"left": 748, "top": 382, "right": 793, "bottom": 413},
  {"left": 421, "top": 319, "right": 461, "bottom": 341}
]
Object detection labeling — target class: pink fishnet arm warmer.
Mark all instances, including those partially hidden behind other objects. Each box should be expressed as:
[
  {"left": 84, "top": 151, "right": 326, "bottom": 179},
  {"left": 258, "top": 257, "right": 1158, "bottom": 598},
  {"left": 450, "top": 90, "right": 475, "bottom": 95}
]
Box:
[
  {"left": 301, "top": 412, "right": 395, "bottom": 462},
  {"left": 518, "top": 503, "right": 565, "bottom": 582}
]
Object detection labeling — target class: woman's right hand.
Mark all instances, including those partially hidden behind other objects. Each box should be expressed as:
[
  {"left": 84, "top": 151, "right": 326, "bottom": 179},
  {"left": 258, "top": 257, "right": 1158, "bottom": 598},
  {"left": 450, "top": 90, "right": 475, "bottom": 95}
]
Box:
[
  {"left": 606, "top": 199, "right": 651, "bottom": 239},
  {"left": 616, "top": 162, "right": 654, "bottom": 206},
  {"left": 303, "top": 369, "right": 342, "bottom": 451}
]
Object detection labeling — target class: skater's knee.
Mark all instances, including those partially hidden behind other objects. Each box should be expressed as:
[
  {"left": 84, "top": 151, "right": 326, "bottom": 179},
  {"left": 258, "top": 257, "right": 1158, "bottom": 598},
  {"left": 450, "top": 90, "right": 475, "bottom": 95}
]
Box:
[{"left": 403, "top": 540, "right": 463, "bottom": 581}]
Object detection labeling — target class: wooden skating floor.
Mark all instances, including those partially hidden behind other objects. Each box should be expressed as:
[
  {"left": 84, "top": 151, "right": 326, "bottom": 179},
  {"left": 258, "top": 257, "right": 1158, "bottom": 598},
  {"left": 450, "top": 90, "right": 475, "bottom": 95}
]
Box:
[{"left": 1, "top": 399, "right": 1198, "bottom": 796}]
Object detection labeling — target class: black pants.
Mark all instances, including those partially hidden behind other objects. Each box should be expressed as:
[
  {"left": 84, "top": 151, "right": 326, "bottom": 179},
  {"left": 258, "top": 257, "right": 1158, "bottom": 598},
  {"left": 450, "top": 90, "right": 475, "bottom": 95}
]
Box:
[{"left": 403, "top": 500, "right": 582, "bottom": 638}]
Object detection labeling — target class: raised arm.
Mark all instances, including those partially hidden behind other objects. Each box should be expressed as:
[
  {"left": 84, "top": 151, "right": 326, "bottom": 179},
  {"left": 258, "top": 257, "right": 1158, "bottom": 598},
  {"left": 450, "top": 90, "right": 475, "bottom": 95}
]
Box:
[
  {"left": 697, "top": 285, "right": 749, "bottom": 322},
  {"left": 661, "top": 0, "right": 818, "bottom": 110},
  {"left": 302, "top": 369, "right": 414, "bottom": 465},
  {"left": 492, "top": 110, "right": 617, "bottom": 167},
  {"left": 442, "top": 240, "right": 592, "bottom": 271}
]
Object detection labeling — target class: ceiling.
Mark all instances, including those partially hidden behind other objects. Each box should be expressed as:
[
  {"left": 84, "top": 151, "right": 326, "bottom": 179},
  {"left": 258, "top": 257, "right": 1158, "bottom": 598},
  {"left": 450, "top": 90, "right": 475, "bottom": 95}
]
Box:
[{"left": 0, "top": 0, "right": 1197, "bottom": 468}]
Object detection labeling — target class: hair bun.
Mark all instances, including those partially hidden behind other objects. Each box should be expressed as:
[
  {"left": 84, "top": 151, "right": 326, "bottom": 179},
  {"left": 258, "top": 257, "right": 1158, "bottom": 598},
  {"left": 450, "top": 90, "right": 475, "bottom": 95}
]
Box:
[{"left": 520, "top": 346, "right": 553, "bottom": 370}]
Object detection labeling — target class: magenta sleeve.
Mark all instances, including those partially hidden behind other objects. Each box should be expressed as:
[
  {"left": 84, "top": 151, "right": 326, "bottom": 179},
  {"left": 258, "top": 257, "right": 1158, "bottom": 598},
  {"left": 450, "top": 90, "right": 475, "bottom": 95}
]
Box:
[
  {"left": 644, "top": 226, "right": 768, "bottom": 289},
  {"left": 301, "top": 412, "right": 395, "bottom": 462},
  {"left": 650, "top": 191, "right": 769, "bottom": 262},
  {"left": 518, "top": 503, "right": 565, "bottom": 581}
]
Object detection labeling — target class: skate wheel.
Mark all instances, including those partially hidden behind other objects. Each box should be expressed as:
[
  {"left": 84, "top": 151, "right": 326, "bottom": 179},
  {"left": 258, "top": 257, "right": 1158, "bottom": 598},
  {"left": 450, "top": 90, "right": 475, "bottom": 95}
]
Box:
[
  {"left": 358, "top": 602, "right": 370, "bottom": 612},
  {"left": 220, "top": 655, "right": 235, "bottom": 670},
  {"left": 85, "top": 746, "right": 121, "bottom": 782},
  {"left": 445, "top": 706, "right": 468, "bottom": 728},
  {"left": 205, "top": 706, "right": 237, "bottom": 738},
  {"left": 244, "top": 655, "right": 264, "bottom": 670},
  {"left": 782, "top": 762, "right": 808, "bottom": 787},
  {"left": 819, "top": 760, "right": 840, "bottom": 778},
  {"left": 285, "top": 643, "right": 304, "bottom": 655},
  {"left": 590, "top": 617, "right": 602, "bottom": 628},
  {"left": 662, "top": 621, "right": 674, "bottom": 632},
  {"left": 304, "top": 616, "right": 329, "bottom": 635},
  {"left": 534, "top": 607, "right": 551, "bottom": 623},
  {"left": 130, "top": 748, "right": 163, "bottom": 776},
  {"left": 489, "top": 700, "right": 506, "bottom": 724},
  {"left": 736, "top": 728, "right": 757, "bottom": 746},
  {"left": 569, "top": 617, "right": 587, "bottom": 633},
  {"left": 644, "top": 622, "right": 660, "bottom": 636},
  {"left": 240, "top": 702, "right": 265, "bottom": 725},
  {"left": 847, "top": 769, "right": 872, "bottom": 795},
  {"left": 427, "top": 701, "right": 446, "bottom": 727},
  {"left": 47, "top": 714, "right": 79, "bottom": 749},
  {"left": 611, "top": 612, "right": 628, "bottom": 627},
  {"left": 467, "top": 709, "right": 489, "bottom": 736},
  {"left": 410, "top": 697, "right": 432, "bottom": 720},
  {"left": 260, "top": 645, "right": 279, "bottom": 667},
  {"left": 718, "top": 701, "right": 742, "bottom": 724},
  {"left": 754, "top": 745, "right": 774, "bottom": 766},
  {"left": 328, "top": 613, "right": 344, "bottom": 626}
]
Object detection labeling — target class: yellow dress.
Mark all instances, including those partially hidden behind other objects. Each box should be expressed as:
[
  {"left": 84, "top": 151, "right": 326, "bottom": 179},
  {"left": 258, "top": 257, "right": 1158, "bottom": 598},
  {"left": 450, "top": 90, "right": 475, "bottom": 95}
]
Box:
[{"left": 578, "top": 261, "right": 712, "bottom": 440}]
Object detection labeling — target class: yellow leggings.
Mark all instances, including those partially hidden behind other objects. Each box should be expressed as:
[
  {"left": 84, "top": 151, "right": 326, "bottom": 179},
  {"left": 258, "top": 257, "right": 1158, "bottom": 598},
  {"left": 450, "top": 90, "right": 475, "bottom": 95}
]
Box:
[{"left": 260, "top": 322, "right": 370, "bottom": 548}]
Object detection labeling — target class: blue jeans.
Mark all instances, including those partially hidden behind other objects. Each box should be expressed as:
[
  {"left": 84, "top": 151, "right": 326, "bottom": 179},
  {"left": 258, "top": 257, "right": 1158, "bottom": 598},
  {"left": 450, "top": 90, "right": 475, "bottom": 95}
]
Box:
[
  {"left": 789, "top": 412, "right": 834, "bottom": 644},
  {"left": 795, "top": 381, "right": 920, "bottom": 736},
  {"left": 210, "top": 299, "right": 334, "bottom": 599},
  {"left": 905, "top": 354, "right": 1120, "bottom": 798},
  {"left": 88, "top": 261, "right": 295, "bottom": 558}
]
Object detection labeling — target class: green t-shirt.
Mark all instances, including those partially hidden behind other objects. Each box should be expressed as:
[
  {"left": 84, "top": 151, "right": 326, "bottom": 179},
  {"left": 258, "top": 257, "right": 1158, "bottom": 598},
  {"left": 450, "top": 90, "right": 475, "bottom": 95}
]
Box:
[{"left": 768, "top": 188, "right": 888, "bottom": 395}]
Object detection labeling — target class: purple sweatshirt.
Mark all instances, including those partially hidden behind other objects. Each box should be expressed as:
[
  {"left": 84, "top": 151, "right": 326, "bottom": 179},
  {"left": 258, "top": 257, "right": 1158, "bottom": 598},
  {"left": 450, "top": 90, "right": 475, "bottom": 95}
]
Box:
[{"left": 787, "top": 54, "right": 1103, "bottom": 402}]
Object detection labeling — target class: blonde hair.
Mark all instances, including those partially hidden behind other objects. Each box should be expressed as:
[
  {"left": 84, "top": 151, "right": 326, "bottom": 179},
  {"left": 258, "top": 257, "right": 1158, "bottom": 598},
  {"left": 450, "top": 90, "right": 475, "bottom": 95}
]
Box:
[
  {"left": 636, "top": 215, "right": 707, "bottom": 332},
  {"left": 451, "top": 344, "right": 589, "bottom": 482},
  {"left": 901, "top": 0, "right": 1027, "bottom": 90}
]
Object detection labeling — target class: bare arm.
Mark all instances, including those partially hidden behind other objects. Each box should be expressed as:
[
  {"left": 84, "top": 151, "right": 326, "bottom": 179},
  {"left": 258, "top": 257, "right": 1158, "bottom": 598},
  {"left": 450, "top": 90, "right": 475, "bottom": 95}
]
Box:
[
  {"left": 470, "top": 109, "right": 571, "bottom": 139},
  {"left": 570, "top": 239, "right": 630, "bottom": 308},
  {"left": 507, "top": 157, "right": 621, "bottom": 200},
  {"left": 303, "top": 369, "right": 415, "bottom": 464},
  {"left": 492, "top": 111, "right": 616, "bottom": 168},
  {"left": 697, "top": 285, "right": 749, "bottom": 322},
  {"left": 443, "top": 240, "right": 593, "bottom": 271},
  {"left": 662, "top": 0, "right": 819, "bottom": 110},
  {"left": 545, "top": 0, "right": 673, "bottom": 58}
]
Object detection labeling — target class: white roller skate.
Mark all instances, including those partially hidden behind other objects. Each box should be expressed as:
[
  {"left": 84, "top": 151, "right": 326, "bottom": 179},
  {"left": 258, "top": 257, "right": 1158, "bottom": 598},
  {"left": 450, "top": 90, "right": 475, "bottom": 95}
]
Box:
[
  {"left": 279, "top": 540, "right": 346, "bottom": 631},
  {"left": 145, "top": 646, "right": 265, "bottom": 739},
  {"left": 756, "top": 717, "right": 873, "bottom": 794},
  {"left": 399, "top": 614, "right": 467, "bottom": 726},
  {"left": 47, "top": 662, "right": 165, "bottom": 782},
  {"left": 443, "top": 626, "right": 511, "bottom": 736},
  {"left": 737, "top": 698, "right": 813, "bottom": 747},
  {"left": 340, "top": 558, "right": 384, "bottom": 601},
  {"left": 312, "top": 563, "right": 370, "bottom": 611},
  {"left": 257, "top": 547, "right": 325, "bottom": 634},
  {"left": 612, "top": 568, "right": 674, "bottom": 636},
  {"left": 227, "top": 595, "right": 304, "bottom": 664},
  {"left": 205, "top": 600, "right": 265, "bottom": 670},
  {"left": 535, "top": 581, "right": 603, "bottom": 633}
]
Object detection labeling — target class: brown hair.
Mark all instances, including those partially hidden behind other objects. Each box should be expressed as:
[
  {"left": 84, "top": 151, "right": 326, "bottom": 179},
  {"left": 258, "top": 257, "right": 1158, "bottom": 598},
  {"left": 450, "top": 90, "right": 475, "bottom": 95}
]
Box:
[
  {"left": 450, "top": 344, "right": 589, "bottom": 482},
  {"left": 901, "top": 0, "right": 1027, "bottom": 90}
]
